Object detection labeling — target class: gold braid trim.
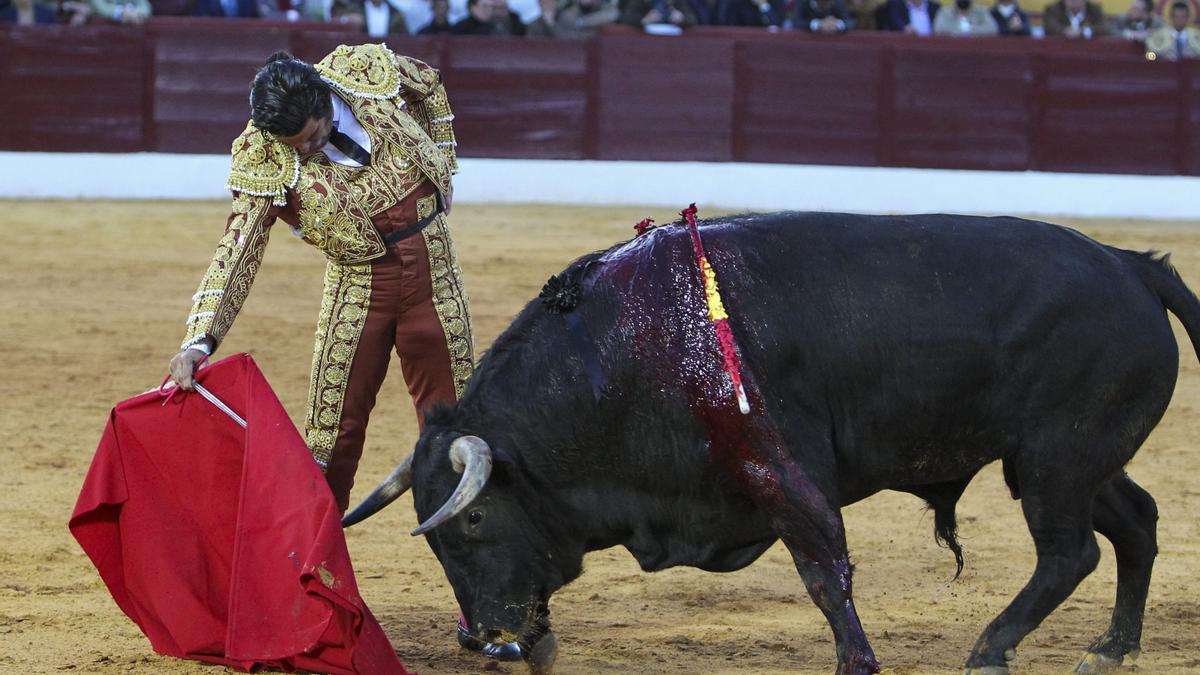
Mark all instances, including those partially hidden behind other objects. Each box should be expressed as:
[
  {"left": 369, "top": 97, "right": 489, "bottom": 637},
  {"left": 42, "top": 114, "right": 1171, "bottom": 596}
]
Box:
[
  {"left": 315, "top": 43, "right": 402, "bottom": 101},
  {"left": 225, "top": 123, "right": 299, "bottom": 207},
  {"left": 180, "top": 193, "right": 274, "bottom": 350},
  {"left": 407, "top": 81, "right": 459, "bottom": 175},
  {"left": 305, "top": 261, "right": 373, "bottom": 468},
  {"left": 420, "top": 209, "right": 475, "bottom": 398}
]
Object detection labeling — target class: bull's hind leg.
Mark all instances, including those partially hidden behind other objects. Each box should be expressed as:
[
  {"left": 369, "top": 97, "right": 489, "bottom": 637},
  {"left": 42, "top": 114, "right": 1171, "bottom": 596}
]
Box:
[
  {"left": 1074, "top": 473, "right": 1159, "bottom": 674},
  {"left": 964, "top": 466, "right": 1103, "bottom": 674}
]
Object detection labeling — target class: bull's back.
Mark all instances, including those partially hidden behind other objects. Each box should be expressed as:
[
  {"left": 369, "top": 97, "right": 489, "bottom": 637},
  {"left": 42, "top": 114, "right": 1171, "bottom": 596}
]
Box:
[{"left": 683, "top": 213, "right": 1176, "bottom": 490}]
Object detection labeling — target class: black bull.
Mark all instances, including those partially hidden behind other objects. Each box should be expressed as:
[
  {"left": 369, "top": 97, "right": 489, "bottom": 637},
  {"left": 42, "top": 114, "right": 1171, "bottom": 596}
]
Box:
[{"left": 344, "top": 212, "right": 1200, "bottom": 674}]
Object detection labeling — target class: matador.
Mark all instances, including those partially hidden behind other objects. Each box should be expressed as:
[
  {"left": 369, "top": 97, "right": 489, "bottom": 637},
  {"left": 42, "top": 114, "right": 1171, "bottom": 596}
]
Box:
[{"left": 168, "top": 43, "right": 474, "bottom": 516}]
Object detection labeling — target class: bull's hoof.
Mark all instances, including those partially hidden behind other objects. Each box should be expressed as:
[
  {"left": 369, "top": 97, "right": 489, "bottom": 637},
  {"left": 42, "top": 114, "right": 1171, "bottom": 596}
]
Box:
[
  {"left": 1073, "top": 652, "right": 1123, "bottom": 674},
  {"left": 526, "top": 631, "right": 557, "bottom": 675},
  {"left": 457, "top": 621, "right": 525, "bottom": 661},
  {"left": 962, "top": 668, "right": 1009, "bottom": 675}
]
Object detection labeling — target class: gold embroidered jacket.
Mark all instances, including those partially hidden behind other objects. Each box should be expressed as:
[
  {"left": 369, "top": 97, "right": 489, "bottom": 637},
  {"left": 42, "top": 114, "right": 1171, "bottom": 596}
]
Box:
[{"left": 180, "top": 43, "right": 458, "bottom": 351}]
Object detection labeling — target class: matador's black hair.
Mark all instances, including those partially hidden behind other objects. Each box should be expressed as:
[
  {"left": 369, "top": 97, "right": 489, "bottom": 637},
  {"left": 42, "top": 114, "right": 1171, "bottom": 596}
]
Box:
[{"left": 249, "top": 50, "right": 332, "bottom": 137}]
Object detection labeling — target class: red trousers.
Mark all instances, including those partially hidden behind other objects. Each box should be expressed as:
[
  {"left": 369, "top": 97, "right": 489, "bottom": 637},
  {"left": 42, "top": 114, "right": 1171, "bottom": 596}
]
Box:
[
  {"left": 321, "top": 230, "right": 460, "bottom": 512},
  {"left": 301, "top": 180, "right": 475, "bottom": 512}
]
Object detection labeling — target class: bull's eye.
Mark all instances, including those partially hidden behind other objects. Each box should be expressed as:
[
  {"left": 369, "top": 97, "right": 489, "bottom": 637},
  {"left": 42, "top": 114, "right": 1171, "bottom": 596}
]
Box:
[{"left": 468, "top": 509, "right": 484, "bottom": 526}]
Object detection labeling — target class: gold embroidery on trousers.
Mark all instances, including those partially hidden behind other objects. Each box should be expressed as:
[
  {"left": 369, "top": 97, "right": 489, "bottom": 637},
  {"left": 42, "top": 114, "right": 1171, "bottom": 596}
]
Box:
[
  {"left": 306, "top": 261, "right": 373, "bottom": 468},
  {"left": 421, "top": 214, "right": 475, "bottom": 398}
]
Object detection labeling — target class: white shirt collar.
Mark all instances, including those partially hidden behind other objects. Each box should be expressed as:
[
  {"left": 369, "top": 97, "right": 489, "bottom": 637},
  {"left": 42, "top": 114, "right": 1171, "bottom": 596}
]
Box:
[{"left": 322, "top": 94, "right": 372, "bottom": 168}]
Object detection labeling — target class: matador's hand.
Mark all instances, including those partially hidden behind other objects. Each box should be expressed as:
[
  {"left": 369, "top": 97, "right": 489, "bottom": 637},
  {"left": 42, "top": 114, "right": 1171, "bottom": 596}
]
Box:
[{"left": 168, "top": 348, "right": 208, "bottom": 392}]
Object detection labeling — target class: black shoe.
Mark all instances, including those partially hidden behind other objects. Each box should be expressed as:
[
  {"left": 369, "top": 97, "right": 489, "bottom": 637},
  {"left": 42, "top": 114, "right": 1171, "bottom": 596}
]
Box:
[{"left": 456, "top": 619, "right": 525, "bottom": 661}]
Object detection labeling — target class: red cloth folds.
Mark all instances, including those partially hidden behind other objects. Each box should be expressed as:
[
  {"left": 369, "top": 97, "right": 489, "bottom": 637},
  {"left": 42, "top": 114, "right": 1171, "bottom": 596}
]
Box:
[{"left": 69, "top": 353, "right": 408, "bottom": 674}]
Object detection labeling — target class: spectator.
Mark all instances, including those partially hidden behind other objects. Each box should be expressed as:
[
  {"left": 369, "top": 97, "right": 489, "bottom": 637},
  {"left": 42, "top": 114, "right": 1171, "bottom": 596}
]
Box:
[
  {"left": 544, "top": 0, "right": 617, "bottom": 36},
  {"left": 451, "top": 0, "right": 493, "bottom": 31},
  {"left": 934, "top": 0, "right": 996, "bottom": 33},
  {"left": 796, "top": 0, "right": 848, "bottom": 30},
  {"left": 90, "top": 0, "right": 149, "bottom": 22},
  {"left": 844, "top": 0, "right": 879, "bottom": 29},
  {"left": 991, "top": 0, "right": 1029, "bottom": 34},
  {"left": 1113, "top": 0, "right": 1162, "bottom": 40},
  {"left": 490, "top": 0, "right": 526, "bottom": 33},
  {"left": 418, "top": 0, "right": 453, "bottom": 30},
  {"left": 59, "top": 0, "right": 92, "bottom": 23},
  {"left": 451, "top": 0, "right": 523, "bottom": 32},
  {"left": 621, "top": 0, "right": 697, "bottom": 27},
  {"left": 1146, "top": 0, "right": 1200, "bottom": 58},
  {"left": 880, "top": 0, "right": 939, "bottom": 33},
  {"left": 358, "top": 0, "right": 410, "bottom": 34},
  {"left": 688, "top": 0, "right": 782, "bottom": 26},
  {"left": 526, "top": 0, "right": 562, "bottom": 34},
  {"left": 256, "top": 0, "right": 301, "bottom": 20},
  {"left": 193, "top": 0, "right": 259, "bottom": 16},
  {"left": 1043, "top": 0, "right": 1109, "bottom": 37},
  {"left": 1, "top": 0, "right": 56, "bottom": 22}
]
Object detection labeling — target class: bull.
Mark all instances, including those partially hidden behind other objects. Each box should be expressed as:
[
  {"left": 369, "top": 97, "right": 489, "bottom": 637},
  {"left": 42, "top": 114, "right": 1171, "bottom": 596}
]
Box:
[{"left": 344, "top": 212, "right": 1200, "bottom": 674}]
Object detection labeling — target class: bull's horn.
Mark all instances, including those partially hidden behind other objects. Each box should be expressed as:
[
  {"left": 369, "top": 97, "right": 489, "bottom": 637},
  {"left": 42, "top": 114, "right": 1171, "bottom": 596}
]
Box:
[
  {"left": 341, "top": 452, "right": 414, "bottom": 528},
  {"left": 411, "top": 435, "right": 492, "bottom": 536}
]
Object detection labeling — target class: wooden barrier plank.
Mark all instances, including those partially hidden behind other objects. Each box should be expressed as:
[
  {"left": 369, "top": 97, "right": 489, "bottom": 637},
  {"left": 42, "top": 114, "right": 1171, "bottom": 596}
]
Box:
[
  {"left": 0, "top": 26, "right": 144, "bottom": 153},
  {"left": 150, "top": 22, "right": 293, "bottom": 152},
  {"left": 1034, "top": 54, "right": 1181, "bottom": 174},
  {"left": 891, "top": 47, "right": 1032, "bottom": 171},
  {"left": 444, "top": 37, "right": 589, "bottom": 159},
  {"left": 736, "top": 40, "right": 883, "bottom": 166},
  {"left": 1, "top": 23, "right": 1194, "bottom": 176},
  {"left": 594, "top": 36, "right": 735, "bottom": 161}
]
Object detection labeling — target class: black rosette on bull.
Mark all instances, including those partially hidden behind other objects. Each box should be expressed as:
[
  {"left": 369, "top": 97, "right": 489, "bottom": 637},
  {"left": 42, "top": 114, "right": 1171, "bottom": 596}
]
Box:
[{"left": 538, "top": 272, "right": 582, "bottom": 314}]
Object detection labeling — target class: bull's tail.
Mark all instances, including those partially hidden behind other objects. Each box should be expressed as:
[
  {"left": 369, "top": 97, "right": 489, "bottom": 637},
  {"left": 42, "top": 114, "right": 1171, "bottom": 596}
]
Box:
[{"left": 1125, "top": 250, "right": 1200, "bottom": 362}]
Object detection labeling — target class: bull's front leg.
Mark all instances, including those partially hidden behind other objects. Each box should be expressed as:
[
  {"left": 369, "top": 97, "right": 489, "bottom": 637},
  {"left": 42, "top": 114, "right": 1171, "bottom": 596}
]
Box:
[
  {"left": 768, "top": 463, "right": 880, "bottom": 675},
  {"left": 704, "top": 409, "right": 880, "bottom": 674}
]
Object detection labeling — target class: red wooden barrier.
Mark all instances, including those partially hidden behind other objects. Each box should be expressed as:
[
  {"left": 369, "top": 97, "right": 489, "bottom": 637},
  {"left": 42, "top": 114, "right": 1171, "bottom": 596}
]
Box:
[{"left": 1, "top": 19, "right": 1195, "bottom": 176}]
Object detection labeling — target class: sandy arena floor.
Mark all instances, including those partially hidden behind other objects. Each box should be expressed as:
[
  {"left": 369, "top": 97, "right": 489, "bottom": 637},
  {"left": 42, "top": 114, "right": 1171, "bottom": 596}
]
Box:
[{"left": 1, "top": 201, "right": 1198, "bottom": 675}]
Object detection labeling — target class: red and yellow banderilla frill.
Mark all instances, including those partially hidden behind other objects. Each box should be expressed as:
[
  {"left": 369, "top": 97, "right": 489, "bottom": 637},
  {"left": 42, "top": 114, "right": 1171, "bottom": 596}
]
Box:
[{"left": 681, "top": 204, "right": 751, "bottom": 415}]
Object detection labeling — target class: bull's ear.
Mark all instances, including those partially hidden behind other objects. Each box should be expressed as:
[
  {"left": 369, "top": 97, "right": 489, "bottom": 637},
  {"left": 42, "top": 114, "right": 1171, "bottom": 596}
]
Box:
[{"left": 491, "top": 447, "right": 517, "bottom": 468}]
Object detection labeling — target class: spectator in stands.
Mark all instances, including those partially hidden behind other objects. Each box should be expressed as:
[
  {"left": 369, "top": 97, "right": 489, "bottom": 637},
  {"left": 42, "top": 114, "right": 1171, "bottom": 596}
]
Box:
[
  {"left": 353, "top": 0, "right": 410, "bottom": 34},
  {"left": 451, "top": 0, "right": 492, "bottom": 31},
  {"left": 687, "top": 0, "right": 782, "bottom": 26},
  {"left": 1146, "top": 0, "right": 1200, "bottom": 58},
  {"left": 844, "top": 0, "right": 879, "bottom": 29},
  {"left": 1043, "top": 0, "right": 1109, "bottom": 37},
  {"left": 90, "top": 0, "right": 149, "bottom": 22},
  {"left": 538, "top": 0, "right": 617, "bottom": 36},
  {"left": 490, "top": 0, "right": 526, "bottom": 32},
  {"left": 1, "top": 0, "right": 56, "bottom": 22},
  {"left": 934, "top": 0, "right": 996, "bottom": 33},
  {"left": 418, "top": 0, "right": 453, "bottom": 30},
  {"left": 60, "top": 0, "right": 92, "bottom": 23},
  {"left": 622, "top": 0, "right": 696, "bottom": 27},
  {"left": 451, "top": 0, "right": 524, "bottom": 32},
  {"left": 288, "top": 0, "right": 361, "bottom": 19},
  {"left": 879, "top": 0, "right": 940, "bottom": 33},
  {"left": 193, "top": 0, "right": 259, "bottom": 16},
  {"left": 796, "top": 0, "right": 849, "bottom": 31},
  {"left": 991, "top": 0, "right": 1029, "bottom": 35},
  {"left": 1113, "top": 0, "right": 1162, "bottom": 40}
]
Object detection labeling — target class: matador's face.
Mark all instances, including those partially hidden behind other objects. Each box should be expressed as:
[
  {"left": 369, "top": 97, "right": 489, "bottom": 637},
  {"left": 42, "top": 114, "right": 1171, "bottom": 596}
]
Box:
[{"left": 277, "top": 115, "right": 333, "bottom": 155}]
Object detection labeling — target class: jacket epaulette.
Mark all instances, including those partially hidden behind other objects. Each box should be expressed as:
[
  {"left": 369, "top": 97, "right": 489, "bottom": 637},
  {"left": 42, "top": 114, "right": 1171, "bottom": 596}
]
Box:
[
  {"left": 225, "top": 122, "right": 299, "bottom": 206},
  {"left": 316, "top": 43, "right": 443, "bottom": 102}
]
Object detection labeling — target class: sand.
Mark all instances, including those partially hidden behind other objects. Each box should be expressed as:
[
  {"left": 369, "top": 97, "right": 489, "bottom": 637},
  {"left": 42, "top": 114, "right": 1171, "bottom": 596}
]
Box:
[{"left": 1, "top": 201, "right": 1197, "bottom": 675}]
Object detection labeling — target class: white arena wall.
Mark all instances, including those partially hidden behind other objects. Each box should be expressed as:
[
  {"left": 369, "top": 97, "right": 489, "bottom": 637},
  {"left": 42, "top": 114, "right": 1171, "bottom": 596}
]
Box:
[{"left": 3, "top": 151, "right": 1200, "bottom": 220}]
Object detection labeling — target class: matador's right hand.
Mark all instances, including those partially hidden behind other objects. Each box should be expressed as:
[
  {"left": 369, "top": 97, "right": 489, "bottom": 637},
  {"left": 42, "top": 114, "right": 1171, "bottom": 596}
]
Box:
[{"left": 168, "top": 348, "right": 208, "bottom": 392}]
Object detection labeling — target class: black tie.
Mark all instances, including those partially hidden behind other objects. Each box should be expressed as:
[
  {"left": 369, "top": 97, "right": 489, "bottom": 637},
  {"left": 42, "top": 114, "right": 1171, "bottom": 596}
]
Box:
[{"left": 328, "top": 127, "right": 371, "bottom": 167}]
